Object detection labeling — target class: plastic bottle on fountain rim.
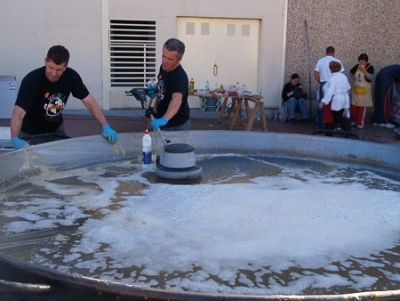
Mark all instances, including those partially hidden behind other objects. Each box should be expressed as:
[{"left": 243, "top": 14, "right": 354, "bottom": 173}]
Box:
[{"left": 142, "top": 129, "right": 152, "bottom": 169}]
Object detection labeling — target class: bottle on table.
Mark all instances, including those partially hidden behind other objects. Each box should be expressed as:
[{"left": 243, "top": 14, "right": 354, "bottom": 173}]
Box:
[{"left": 189, "top": 78, "right": 195, "bottom": 95}]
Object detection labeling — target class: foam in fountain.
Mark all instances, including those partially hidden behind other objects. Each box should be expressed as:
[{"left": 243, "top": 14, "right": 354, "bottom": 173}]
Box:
[{"left": 1, "top": 154, "right": 400, "bottom": 295}]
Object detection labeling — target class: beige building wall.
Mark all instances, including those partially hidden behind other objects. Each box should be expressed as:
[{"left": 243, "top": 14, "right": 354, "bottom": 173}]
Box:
[
  {"left": 0, "top": 0, "right": 103, "bottom": 111},
  {"left": 0, "top": 0, "right": 288, "bottom": 111},
  {"left": 106, "top": 0, "right": 288, "bottom": 109},
  {"left": 284, "top": 0, "right": 400, "bottom": 102},
  {"left": 1, "top": 0, "right": 399, "bottom": 111}
]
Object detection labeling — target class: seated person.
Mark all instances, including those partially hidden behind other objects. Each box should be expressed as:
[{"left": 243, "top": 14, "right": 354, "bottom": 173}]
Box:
[{"left": 281, "top": 73, "right": 308, "bottom": 123}]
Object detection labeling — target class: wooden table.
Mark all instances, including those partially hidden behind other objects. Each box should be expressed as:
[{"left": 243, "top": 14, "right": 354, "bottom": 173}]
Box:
[{"left": 195, "top": 92, "right": 268, "bottom": 131}]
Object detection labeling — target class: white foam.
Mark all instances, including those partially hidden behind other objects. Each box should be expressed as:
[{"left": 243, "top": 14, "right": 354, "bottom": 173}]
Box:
[{"left": 1, "top": 158, "right": 400, "bottom": 295}]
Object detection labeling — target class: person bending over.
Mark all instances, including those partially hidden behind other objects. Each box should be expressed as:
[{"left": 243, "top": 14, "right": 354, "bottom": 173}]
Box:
[
  {"left": 10, "top": 45, "right": 117, "bottom": 149},
  {"left": 373, "top": 64, "right": 400, "bottom": 129}
]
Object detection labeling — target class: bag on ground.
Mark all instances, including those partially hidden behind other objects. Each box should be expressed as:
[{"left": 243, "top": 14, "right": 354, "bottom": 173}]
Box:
[{"left": 279, "top": 105, "right": 288, "bottom": 122}]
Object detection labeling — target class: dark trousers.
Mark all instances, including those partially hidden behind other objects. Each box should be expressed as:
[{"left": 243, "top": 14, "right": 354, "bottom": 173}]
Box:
[
  {"left": 19, "top": 122, "right": 70, "bottom": 145},
  {"left": 325, "top": 109, "right": 351, "bottom": 131}
]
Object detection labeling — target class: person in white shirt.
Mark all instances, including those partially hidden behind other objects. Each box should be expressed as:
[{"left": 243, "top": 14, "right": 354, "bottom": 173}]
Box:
[
  {"left": 318, "top": 61, "right": 351, "bottom": 132},
  {"left": 314, "top": 46, "right": 345, "bottom": 129}
]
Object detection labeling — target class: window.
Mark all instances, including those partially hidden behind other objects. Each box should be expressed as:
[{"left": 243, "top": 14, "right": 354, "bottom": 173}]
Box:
[{"left": 109, "top": 19, "right": 156, "bottom": 88}]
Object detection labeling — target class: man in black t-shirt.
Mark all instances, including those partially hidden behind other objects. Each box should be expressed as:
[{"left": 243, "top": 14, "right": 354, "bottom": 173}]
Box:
[
  {"left": 149, "top": 38, "right": 190, "bottom": 131},
  {"left": 10, "top": 45, "right": 117, "bottom": 149}
]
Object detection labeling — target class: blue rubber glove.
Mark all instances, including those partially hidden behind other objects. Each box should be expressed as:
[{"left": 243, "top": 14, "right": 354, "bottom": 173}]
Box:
[
  {"left": 102, "top": 124, "right": 118, "bottom": 144},
  {"left": 11, "top": 137, "right": 29, "bottom": 149},
  {"left": 151, "top": 117, "right": 168, "bottom": 130},
  {"left": 146, "top": 88, "right": 158, "bottom": 99},
  {"left": 146, "top": 81, "right": 158, "bottom": 99}
]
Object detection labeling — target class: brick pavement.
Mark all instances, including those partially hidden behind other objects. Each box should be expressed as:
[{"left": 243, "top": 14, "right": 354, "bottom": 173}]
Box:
[{"left": 1, "top": 109, "right": 399, "bottom": 146}]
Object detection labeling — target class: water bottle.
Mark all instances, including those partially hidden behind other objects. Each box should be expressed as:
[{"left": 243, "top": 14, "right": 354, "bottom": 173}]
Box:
[
  {"left": 214, "top": 83, "right": 219, "bottom": 92},
  {"left": 205, "top": 81, "right": 210, "bottom": 92},
  {"left": 142, "top": 129, "right": 152, "bottom": 169}
]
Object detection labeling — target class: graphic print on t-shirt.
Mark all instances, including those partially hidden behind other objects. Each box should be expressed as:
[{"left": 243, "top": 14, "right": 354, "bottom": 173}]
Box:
[
  {"left": 43, "top": 92, "right": 66, "bottom": 120},
  {"left": 158, "top": 77, "right": 165, "bottom": 101}
]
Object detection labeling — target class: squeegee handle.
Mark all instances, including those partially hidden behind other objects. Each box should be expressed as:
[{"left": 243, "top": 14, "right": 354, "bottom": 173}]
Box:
[{"left": 150, "top": 114, "right": 169, "bottom": 146}]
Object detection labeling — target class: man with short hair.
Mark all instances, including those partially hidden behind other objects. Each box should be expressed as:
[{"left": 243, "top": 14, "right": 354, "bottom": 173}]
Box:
[
  {"left": 148, "top": 38, "right": 190, "bottom": 131},
  {"left": 10, "top": 45, "right": 117, "bottom": 149},
  {"left": 314, "top": 46, "right": 345, "bottom": 129}
]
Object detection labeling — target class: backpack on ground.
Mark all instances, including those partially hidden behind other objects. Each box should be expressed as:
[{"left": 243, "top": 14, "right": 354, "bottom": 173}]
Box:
[{"left": 279, "top": 104, "right": 288, "bottom": 122}]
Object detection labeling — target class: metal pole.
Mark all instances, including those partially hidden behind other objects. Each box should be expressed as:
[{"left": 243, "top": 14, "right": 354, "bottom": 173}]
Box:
[
  {"left": 305, "top": 19, "right": 313, "bottom": 120},
  {"left": 150, "top": 114, "right": 169, "bottom": 146}
]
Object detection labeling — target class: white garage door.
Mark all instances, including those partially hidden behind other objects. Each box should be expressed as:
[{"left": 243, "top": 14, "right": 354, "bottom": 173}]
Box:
[{"left": 177, "top": 17, "right": 260, "bottom": 94}]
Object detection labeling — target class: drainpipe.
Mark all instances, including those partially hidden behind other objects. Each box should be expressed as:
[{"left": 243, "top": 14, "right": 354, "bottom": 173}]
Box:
[{"left": 280, "top": 0, "right": 289, "bottom": 110}]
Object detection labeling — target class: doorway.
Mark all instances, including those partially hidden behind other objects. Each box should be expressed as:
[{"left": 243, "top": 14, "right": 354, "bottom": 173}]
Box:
[{"left": 177, "top": 17, "right": 260, "bottom": 94}]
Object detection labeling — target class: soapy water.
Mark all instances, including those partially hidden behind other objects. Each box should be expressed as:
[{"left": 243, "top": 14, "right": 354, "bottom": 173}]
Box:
[{"left": 0, "top": 154, "right": 400, "bottom": 296}]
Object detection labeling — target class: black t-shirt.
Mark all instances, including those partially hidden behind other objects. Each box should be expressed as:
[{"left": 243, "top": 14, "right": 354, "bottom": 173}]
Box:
[
  {"left": 155, "top": 64, "right": 190, "bottom": 128},
  {"left": 16, "top": 66, "right": 89, "bottom": 134}
]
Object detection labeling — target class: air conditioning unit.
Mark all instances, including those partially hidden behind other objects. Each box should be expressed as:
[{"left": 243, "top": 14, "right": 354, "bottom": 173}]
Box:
[{"left": 0, "top": 76, "right": 16, "bottom": 119}]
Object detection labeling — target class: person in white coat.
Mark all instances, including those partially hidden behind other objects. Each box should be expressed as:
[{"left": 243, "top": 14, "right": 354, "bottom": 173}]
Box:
[{"left": 318, "top": 61, "right": 351, "bottom": 132}]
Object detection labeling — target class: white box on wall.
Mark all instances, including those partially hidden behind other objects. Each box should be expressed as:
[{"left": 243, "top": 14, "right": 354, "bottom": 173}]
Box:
[{"left": 0, "top": 76, "right": 16, "bottom": 119}]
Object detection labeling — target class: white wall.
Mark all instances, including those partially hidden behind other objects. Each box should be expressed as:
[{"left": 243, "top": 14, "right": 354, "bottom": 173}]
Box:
[
  {"left": 0, "top": 0, "right": 287, "bottom": 110},
  {"left": 0, "top": 0, "right": 103, "bottom": 110},
  {"left": 108, "top": 0, "right": 288, "bottom": 109}
]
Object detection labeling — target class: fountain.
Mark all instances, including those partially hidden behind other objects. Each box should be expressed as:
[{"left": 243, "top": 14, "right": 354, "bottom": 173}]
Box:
[{"left": 0, "top": 131, "right": 400, "bottom": 300}]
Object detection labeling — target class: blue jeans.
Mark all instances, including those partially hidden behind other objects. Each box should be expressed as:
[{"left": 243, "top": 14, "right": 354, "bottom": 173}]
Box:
[{"left": 283, "top": 97, "right": 308, "bottom": 120}]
